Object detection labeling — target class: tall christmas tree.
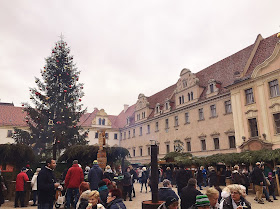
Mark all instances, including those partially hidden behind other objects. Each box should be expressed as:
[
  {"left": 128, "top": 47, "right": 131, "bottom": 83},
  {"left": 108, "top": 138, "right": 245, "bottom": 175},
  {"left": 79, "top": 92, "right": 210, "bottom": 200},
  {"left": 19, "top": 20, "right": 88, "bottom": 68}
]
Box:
[{"left": 13, "top": 36, "right": 88, "bottom": 159}]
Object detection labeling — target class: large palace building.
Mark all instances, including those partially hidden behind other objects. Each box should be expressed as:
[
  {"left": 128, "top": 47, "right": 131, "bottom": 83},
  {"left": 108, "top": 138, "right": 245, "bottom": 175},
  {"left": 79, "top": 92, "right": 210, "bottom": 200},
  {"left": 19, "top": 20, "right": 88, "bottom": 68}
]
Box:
[{"left": 1, "top": 33, "right": 280, "bottom": 164}]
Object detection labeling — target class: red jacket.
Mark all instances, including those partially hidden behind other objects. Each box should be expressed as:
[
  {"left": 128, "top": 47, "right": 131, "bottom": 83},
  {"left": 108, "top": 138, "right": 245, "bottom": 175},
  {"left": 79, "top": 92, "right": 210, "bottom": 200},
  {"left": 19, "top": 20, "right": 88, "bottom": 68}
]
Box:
[
  {"left": 65, "top": 164, "right": 84, "bottom": 188},
  {"left": 16, "top": 172, "right": 29, "bottom": 191}
]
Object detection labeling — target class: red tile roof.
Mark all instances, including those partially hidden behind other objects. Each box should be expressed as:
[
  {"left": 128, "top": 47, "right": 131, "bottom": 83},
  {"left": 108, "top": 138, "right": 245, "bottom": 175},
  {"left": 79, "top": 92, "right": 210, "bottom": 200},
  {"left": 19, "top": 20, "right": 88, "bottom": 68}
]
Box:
[
  {"left": 78, "top": 108, "right": 99, "bottom": 127},
  {"left": 0, "top": 104, "right": 26, "bottom": 127},
  {"left": 114, "top": 104, "right": 136, "bottom": 128}
]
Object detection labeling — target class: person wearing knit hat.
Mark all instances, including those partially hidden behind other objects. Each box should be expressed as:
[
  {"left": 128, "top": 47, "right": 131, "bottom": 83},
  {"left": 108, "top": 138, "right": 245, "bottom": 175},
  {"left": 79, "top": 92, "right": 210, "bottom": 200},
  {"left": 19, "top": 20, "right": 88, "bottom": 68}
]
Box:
[
  {"left": 88, "top": 160, "right": 103, "bottom": 190},
  {"left": 187, "top": 195, "right": 210, "bottom": 209}
]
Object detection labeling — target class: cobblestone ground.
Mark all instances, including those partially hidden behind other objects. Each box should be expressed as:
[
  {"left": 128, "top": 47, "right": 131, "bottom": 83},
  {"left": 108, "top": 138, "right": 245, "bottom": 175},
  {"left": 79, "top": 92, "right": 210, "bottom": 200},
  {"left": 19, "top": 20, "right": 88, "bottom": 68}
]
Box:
[{"left": 2, "top": 183, "right": 279, "bottom": 209}]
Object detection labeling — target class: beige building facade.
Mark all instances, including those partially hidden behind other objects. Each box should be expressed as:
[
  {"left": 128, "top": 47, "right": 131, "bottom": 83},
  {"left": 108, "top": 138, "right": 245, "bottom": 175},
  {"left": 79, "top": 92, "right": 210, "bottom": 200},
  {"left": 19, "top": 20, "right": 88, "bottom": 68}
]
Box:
[{"left": 1, "top": 32, "right": 280, "bottom": 165}]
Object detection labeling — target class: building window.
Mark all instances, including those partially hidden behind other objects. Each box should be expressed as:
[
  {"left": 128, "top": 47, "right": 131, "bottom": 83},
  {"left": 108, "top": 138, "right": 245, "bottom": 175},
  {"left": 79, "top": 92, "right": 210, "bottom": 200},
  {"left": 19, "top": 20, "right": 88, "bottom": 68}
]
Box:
[
  {"left": 95, "top": 132, "right": 98, "bottom": 138},
  {"left": 140, "top": 148, "right": 143, "bottom": 156},
  {"left": 273, "top": 113, "right": 280, "bottom": 134},
  {"left": 147, "top": 125, "right": 150, "bottom": 134},
  {"left": 133, "top": 129, "right": 135, "bottom": 137},
  {"left": 201, "top": 139, "right": 206, "bottom": 151},
  {"left": 165, "top": 103, "right": 169, "bottom": 110},
  {"left": 133, "top": 149, "right": 135, "bottom": 157},
  {"left": 174, "top": 116, "right": 179, "bottom": 126},
  {"left": 199, "top": 108, "right": 204, "bottom": 120},
  {"left": 248, "top": 118, "right": 259, "bottom": 137},
  {"left": 155, "top": 121, "right": 159, "bottom": 131},
  {"left": 7, "top": 130, "right": 13, "bottom": 138},
  {"left": 114, "top": 133, "right": 118, "bottom": 140},
  {"left": 185, "top": 112, "right": 189, "bottom": 123},
  {"left": 269, "top": 79, "right": 280, "bottom": 98},
  {"left": 120, "top": 133, "right": 122, "bottom": 140},
  {"left": 210, "top": 105, "right": 217, "bottom": 117},
  {"left": 126, "top": 118, "right": 129, "bottom": 125},
  {"left": 148, "top": 147, "right": 151, "bottom": 156},
  {"left": 225, "top": 100, "right": 232, "bottom": 114},
  {"left": 229, "top": 136, "right": 236, "bottom": 148},
  {"left": 179, "top": 96, "right": 182, "bottom": 104},
  {"left": 124, "top": 132, "right": 126, "bottom": 139},
  {"left": 187, "top": 141, "right": 191, "bottom": 152},
  {"left": 188, "top": 93, "right": 190, "bottom": 101},
  {"left": 213, "top": 138, "right": 220, "bottom": 150},
  {"left": 210, "top": 84, "right": 214, "bottom": 93},
  {"left": 128, "top": 130, "right": 131, "bottom": 138},
  {"left": 156, "top": 106, "right": 159, "bottom": 113},
  {"left": 139, "top": 127, "right": 142, "bottom": 136},
  {"left": 165, "top": 118, "right": 169, "bottom": 129},
  {"left": 102, "top": 119, "right": 105, "bottom": 125},
  {"left": 166, "top": 144, "right": 170, "bottom": 153},
  {"left": 182, "top": 95, "right": 184, "bottom": 103},
  {"left": 191, "top": 92, "right": 194, "bottom": 100},
  {"left": 105, "top": 133, "right": 108, "bottom": 138},
  {"left": 98, "top": 118, "right": 101, "bottom": 125},
  {"left": 245, "top": 88, "right": 254, "bottom": 104}
]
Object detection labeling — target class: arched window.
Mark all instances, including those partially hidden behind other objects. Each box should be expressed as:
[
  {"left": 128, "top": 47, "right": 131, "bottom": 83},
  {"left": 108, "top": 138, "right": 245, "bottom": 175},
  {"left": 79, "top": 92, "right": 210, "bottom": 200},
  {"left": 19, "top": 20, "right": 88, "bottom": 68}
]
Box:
[
  {"left": 102, "top": 119, "right": 105, "bottom": 125},
  {"left": 182, "top": 95, "right": 184, "bottom": 103},
  {"left": 191, "top": 92, "right": 194, "bottom": 100},
  {"left": 98, "top": 118, "right": 102, "bottom": 125},
  {"left": 188, "top": 93, "right": 190, "bottom": 101}
]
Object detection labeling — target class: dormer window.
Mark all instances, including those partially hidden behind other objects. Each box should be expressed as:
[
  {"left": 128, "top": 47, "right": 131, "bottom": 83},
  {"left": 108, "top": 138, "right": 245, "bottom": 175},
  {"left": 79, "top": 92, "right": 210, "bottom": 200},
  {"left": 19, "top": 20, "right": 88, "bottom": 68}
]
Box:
[
  {"left": 165, "top": 102, "right": 169, "bottom": 110},
  {"left": 207, "top": 79, "right": 220, "bottom": 96},
  {"left": 126, "top": 117, "right": 130, "bottom": 125},
  {"left": 210, "top": 84, "right": 214, "bottom": 93}
]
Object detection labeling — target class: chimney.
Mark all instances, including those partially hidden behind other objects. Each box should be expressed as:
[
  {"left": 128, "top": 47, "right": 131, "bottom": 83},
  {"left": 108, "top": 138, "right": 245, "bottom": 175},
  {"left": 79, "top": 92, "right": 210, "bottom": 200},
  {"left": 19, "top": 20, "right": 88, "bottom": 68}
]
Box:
[{"left": 124, "top": 104, "right": 129, "bottom": 113}]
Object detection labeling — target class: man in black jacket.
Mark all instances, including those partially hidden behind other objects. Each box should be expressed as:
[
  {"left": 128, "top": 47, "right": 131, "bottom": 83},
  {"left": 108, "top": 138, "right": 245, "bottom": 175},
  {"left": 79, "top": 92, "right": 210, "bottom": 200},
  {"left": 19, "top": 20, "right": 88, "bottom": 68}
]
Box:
[
  {"left": 251, "top": 162, "right": 264, "bottom": 204},
  {"left": 158, "top": 179, "right": 179, "bottom": 201},
  {"left": 176, "top": 166, "right": 192, "bottom": 196},
  {"left": 38, "top": 159, "right": 60, "bottom": 209},
  {"left": 180, "top": 178, "right": 202, "bottom": 209}
]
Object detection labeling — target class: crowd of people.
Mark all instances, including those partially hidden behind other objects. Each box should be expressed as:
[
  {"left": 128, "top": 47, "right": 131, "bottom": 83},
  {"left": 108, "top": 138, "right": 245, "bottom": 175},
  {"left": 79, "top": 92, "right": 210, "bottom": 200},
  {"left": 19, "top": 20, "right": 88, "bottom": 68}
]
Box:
[{"left": 0, "top": 160, "right": 279, "bottom": 209}]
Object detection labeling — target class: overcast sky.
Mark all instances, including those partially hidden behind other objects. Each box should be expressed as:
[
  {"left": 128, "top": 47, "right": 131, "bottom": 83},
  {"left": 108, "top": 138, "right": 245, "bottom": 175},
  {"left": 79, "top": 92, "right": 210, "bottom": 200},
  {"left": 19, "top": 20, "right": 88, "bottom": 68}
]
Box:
[{"left": 0, "top": 1, "right": 279, "bottom": 115}]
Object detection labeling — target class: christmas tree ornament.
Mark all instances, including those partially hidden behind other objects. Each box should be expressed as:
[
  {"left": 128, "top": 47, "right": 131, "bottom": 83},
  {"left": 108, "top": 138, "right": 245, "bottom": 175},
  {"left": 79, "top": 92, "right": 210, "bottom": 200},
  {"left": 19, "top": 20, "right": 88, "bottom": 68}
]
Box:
[{"left": 48, "top": 119, "right": 54, "bottom": 125}]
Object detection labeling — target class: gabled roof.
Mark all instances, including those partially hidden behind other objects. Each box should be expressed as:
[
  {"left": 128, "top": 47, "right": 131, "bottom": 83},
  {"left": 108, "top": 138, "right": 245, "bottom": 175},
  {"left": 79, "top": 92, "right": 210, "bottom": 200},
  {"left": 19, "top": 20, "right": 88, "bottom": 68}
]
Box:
[
  {"left": 245, "top": 33, "right": 279, "bottom": 77},
  {"left": 0, "top": 105, "right": 26, "bottom": 127},
  {"left": 78, "top": 108, "right": 99, "bottom": 127},
  {"left": 114, "top": 104, "right": 136, "bottom": 128}
]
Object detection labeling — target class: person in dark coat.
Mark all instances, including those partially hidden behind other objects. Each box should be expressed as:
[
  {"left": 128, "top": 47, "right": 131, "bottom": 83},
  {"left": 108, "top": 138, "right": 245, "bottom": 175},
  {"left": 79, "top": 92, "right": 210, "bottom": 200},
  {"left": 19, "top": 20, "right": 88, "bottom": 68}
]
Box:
[
  {"left": 0, "top": 169, "right": 5, "bottom": 207},
  {"left": 176, "top": 166, "right": 191, "bottom": 196},
  {"left": 140, "top": 167, "right": 148, "bottom": 193},
  {"left": 26, "top": 164, "right": 34, "bottom": 180},
  {"left": 196, "top": 166, "right": 203, "bottom": 190},
  {"left": 122, "top": 167, "right": 132, "bottom": 201},
  {"left": 208, "top": 167, "right": 217, "bottom": 187},
  {"left": 38, "top": 159, "right": 61, "bottom": 209},
  {"left": 165, "top": 167, "right": 173, "bottom": 182},
  {"left": 129, "top": 165, "right": 137, "bottom": 198},
  {"left": 106, "top": 189, "right": 126, "bottom": 209},
  {"left": 158, "top": 179, "right": 179, "bottom": 201},
  {"left": 180, "top": 178, "right": 202, "bottom": 209},
  {"left": 88, "top": 160, "right": 103, "bottom": 191},
  {"left": 231, "top": 165, "right": 243, "bottom": 185},
  {"left": 267, "top": 172, "right": 278, "bottom": 200},
  {"left": 251, "top": 162, "right": 264, "bottom": 204},
  {"left": 98, "top": 180, "right": 108, "bottom": 207},
  {"left": 103, "top": 165, "right": 115, "bottom": 181}
]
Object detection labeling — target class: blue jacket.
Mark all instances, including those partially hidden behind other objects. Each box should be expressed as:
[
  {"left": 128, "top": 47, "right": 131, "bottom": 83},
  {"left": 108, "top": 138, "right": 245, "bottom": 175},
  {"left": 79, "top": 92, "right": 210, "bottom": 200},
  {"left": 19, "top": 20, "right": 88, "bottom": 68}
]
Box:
[
  {"left": 107, "top": 198, "right": 126, "bottom": 209},
  {"left": 37, "top": 166, "right": 56, "bottom": 204},
  {"left": 158, "top": 187, "right": 179, "bottom": 201},
  {"left": 88, "top": 165, "right": 103, "bottom": 190}
]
